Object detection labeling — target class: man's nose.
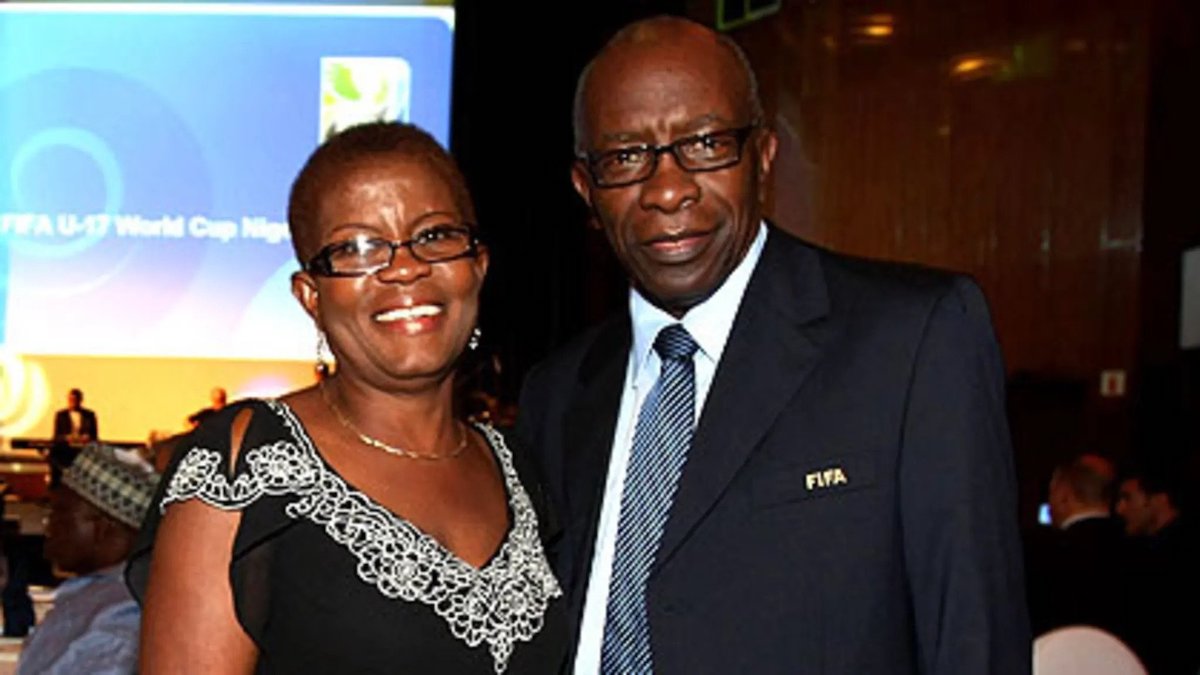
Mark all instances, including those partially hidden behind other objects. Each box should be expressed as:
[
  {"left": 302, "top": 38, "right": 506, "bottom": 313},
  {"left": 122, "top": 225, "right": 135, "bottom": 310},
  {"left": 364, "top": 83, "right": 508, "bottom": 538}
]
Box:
[{"left": 638, "top": 151, "right": 700, "bottom": 213}]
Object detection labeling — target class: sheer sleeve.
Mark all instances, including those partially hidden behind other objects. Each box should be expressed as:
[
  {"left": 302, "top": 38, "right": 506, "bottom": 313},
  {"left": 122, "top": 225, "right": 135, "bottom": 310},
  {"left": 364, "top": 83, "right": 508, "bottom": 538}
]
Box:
[{"left": 126, "top": 399, "right": 301, "bottom": 646}]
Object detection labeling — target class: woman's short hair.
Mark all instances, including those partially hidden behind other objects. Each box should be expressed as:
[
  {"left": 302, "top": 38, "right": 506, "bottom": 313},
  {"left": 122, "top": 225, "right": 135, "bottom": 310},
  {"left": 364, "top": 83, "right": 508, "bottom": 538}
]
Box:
[{"left": 287, "top": 122, "right": 475, "bottom": 262}]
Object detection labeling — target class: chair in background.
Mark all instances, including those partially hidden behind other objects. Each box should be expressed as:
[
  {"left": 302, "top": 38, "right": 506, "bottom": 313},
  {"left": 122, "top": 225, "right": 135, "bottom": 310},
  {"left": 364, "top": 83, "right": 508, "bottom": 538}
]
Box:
[{"left": 1033, "top": 625, "right": 1146, "bottom": 675}]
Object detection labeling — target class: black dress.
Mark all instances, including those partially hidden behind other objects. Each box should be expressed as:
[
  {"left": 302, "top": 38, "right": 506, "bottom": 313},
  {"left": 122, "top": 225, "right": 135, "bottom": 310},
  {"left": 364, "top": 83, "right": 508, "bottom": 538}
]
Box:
[{"left": 127, "top": 399, "right": 567, "bottom": 674}]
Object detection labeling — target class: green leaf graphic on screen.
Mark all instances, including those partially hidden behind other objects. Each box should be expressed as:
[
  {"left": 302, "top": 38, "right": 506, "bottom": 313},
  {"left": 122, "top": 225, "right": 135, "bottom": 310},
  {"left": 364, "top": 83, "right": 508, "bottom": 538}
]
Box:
[
  {"left": 375, "top": 82, "right": 388, "bottom": 105},
  {"left": 331, "top": 64, "right": 361, "bottom": 101}
]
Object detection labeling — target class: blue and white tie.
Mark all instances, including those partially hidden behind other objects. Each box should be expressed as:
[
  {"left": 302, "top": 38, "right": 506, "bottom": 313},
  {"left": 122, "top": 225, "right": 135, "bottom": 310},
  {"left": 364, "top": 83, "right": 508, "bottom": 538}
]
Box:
[{"left": 601, "top": 324, "right": 699, "bottom": 674}]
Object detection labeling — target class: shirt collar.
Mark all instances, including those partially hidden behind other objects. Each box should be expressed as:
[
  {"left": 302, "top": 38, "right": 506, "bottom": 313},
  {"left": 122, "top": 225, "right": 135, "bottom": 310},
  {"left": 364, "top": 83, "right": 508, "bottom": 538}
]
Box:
[
  {"left": 56, "top": 562, "right": 126, "bottom": 597},
  {"left": 629, "top": 221, "right": 767, "bottom": 381},
  {"left": 1059, "top": 510, "right": 1110, "bottom": 530}
]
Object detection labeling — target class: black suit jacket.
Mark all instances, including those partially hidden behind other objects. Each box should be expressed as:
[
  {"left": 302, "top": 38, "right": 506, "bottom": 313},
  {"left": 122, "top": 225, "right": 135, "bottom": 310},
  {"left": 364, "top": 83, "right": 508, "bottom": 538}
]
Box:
[
  {"left": 1123, "top": 519, "right": 1200, "bottom": 675},
  {"left": 52, "top": 407, "right": 98, "bottom": 443},
  {"left": 518, "top": 227, "right": 1031, "bottom": 674},
  {"left": 1023, "top": 516, "right": 1131, "bottom": 639}
]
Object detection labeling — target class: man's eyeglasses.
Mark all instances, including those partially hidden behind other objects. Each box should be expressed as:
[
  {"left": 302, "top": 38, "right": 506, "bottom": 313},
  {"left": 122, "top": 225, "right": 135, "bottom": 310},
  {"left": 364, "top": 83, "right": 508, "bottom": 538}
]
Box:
[
  {"left": 579, "top": 124, "right": 758, "bottom": 188},
  {"left": 304, "top": 224, "right": 480, "bottom": 277}
]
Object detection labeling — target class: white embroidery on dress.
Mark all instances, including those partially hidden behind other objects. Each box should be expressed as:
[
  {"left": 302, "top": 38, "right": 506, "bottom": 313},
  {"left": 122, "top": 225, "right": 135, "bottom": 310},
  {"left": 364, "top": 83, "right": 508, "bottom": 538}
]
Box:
[{"left": 161, "top": 400, "right": 562, "bottom": 674}]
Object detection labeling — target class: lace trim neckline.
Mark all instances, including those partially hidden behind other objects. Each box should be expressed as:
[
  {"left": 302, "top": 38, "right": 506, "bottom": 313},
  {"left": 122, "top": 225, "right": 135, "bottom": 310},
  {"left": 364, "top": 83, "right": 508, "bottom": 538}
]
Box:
[
  {"left": 278, "top": 400, "right": 513, "bottom": 571},
  {"left": 160, "top": 398, "right": 562, "bottom": 673}
]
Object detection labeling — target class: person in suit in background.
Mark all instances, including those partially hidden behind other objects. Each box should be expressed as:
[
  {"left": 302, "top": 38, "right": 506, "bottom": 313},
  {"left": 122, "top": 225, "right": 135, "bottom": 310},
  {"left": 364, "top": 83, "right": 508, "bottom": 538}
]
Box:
[
  {"left": 517, "top": 15, "right": 1030, "bottom": 674},
  {"left": 1115, "top": 462, "right": 1200, "bottom": 674},
  {"left": 51, "top": 388, "right": 98, "bottom": 446},
  {"left": 50, "top": 388, "right": 98, "bottom": 486},
  {"left": 186, "top": 386, "right": 228, "bottom": 428},
  {"left": 1024, "top": 453, "right": 1130, "bottom": 640}
]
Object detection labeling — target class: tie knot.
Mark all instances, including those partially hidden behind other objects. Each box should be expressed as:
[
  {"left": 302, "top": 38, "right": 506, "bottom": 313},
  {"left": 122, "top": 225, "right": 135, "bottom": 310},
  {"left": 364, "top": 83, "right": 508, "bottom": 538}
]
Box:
[{"left": 654, "top": 324, "right": 698, "bottom": 361}]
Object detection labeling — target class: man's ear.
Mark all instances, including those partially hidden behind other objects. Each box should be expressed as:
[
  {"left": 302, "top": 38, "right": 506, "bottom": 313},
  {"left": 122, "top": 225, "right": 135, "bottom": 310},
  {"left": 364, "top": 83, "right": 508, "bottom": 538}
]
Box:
[
  {"left": 570, "top": 161, "right": 601, "bottom": 230},
  {"left": 91, "top": 510, "right": 116, "bottom": 537},
  {"left": 84, "top": 505, "right": 124, "bottom": 550},
  {"left": 291, "top": 271, "right": 320, "bottom": 322},
  {"left": 755, "top": 128, "right": 779, "bottom": 203}
]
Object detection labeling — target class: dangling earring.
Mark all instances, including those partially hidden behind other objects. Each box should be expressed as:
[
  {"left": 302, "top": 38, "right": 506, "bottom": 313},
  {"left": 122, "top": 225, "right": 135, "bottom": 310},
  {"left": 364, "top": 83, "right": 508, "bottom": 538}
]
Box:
[
  {"left": 468, "top": 327, "right": 482, "bottom": 351},
  {"left": 316, "top": 331, "right": 334, "bottom": 378}
]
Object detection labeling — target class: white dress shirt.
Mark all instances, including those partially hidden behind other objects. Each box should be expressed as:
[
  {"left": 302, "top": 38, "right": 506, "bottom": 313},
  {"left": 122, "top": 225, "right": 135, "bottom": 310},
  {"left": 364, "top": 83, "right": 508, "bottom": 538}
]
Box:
[{"left": 573, "top": 222, "right": 768, "bottom": 674}]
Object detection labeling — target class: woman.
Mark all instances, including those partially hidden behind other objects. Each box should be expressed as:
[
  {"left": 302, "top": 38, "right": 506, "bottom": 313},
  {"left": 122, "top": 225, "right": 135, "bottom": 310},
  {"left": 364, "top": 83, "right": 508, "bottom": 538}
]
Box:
[{"left": 128, "top": 122, "right": 565, "bottom": 673}]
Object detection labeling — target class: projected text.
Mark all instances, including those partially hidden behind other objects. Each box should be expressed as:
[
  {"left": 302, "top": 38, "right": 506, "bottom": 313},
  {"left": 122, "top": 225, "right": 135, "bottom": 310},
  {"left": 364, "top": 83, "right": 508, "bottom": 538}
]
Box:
[{"left": 0, "top": 212, "right": 291, "bottom": 244}]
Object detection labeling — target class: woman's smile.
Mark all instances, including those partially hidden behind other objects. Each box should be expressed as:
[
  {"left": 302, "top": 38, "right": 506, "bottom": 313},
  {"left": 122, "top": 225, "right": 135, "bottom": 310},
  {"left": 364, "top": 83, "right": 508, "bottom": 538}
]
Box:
[{"left": 373, "top": 302, "right": 445, "bottom": 335}]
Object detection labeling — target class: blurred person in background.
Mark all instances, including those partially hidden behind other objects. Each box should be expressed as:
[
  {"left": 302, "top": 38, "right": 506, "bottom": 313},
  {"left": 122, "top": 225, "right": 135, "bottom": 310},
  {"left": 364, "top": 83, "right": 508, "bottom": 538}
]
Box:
[
  {"left": 1024, "top": 453, "right": 1131, "bottom": 640},
  {"left": 186, "top": 386, "right": 229, "bottom": 428},
  {"left": 1115, "top": 461, "right": 1199, "bottom": 675},
  {"left": 17, "top": 444, "right": 159, "bottom": 675},
  {"left": 49, "top": 388, "right": 98, "bottom": 486}
]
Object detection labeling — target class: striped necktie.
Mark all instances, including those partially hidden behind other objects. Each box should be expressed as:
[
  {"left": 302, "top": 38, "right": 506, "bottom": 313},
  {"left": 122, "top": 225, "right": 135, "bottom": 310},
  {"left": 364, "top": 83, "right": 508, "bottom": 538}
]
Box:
[{"left": 600, "top": 323, "right": 699, "bottom": 674}]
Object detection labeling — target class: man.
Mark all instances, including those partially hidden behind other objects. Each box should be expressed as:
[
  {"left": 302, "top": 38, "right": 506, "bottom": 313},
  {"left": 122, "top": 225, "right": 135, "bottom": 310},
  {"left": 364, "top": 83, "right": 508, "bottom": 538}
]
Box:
[
  {"left": 186, "top": 386, "right": 228, "bottom": 428},
  {"left": 1023, "top": 454, "right": 1129, "bottom": 638},
  {"left": 518, "top": 16, "right": 1030, "bottom": 674},
  {"left": 51, "top": 388, "right": 98, "bottom": 446},
  {"left": 17, "top": 444, "right": 159, "bottom": 674},
  {"left": 1115, "top": 464, "right": 1199, "bottom": 674},
  {"left": 1116, "top": 466, "right": 1186, "bottom": 539},
  {"left": 50, "top": 388, "right": 98, "bottom": 487}
]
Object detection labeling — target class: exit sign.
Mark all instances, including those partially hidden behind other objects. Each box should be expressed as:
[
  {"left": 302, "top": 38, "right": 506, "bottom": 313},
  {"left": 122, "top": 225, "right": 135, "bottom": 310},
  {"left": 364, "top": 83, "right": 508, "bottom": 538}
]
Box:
[{"left": 717, "top": 0, "right": 782, "bottom": 31}]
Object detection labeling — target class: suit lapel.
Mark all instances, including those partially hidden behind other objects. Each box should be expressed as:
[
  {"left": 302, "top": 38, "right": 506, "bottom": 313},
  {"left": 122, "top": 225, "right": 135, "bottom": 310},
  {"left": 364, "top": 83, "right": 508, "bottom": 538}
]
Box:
[
  {"left": 561, "top": 316, "right": 630, "bottom": 601},
  {"left": 655, "top": 231, "right": 834, "bottom": 567}
]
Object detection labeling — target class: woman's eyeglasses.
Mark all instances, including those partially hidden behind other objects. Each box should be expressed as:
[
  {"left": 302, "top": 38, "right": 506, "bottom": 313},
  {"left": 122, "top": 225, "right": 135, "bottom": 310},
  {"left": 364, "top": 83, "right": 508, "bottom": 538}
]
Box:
[{"left": 304, "top": 225, "right": 480, "bottom": 277}]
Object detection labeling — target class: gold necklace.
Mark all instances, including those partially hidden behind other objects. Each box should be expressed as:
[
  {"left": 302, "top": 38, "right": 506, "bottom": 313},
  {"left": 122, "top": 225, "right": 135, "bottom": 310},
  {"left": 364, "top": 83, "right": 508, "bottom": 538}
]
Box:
[{"left": 320, "top": 382, "right": 468, "bottom": 461}]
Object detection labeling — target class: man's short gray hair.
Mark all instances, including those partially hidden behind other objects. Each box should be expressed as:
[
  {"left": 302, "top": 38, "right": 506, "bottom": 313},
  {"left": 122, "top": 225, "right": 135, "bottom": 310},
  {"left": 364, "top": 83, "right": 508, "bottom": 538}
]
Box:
[{"left": 572, "top": 16, "right": 765, "bottom": 156}]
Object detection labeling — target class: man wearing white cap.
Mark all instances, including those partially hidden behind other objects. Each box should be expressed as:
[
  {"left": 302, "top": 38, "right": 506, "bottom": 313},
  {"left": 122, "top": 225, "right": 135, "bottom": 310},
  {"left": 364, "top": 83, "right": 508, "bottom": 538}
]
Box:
[{"left": 17, "top": 444, "right": 159, "bottom": 675}]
